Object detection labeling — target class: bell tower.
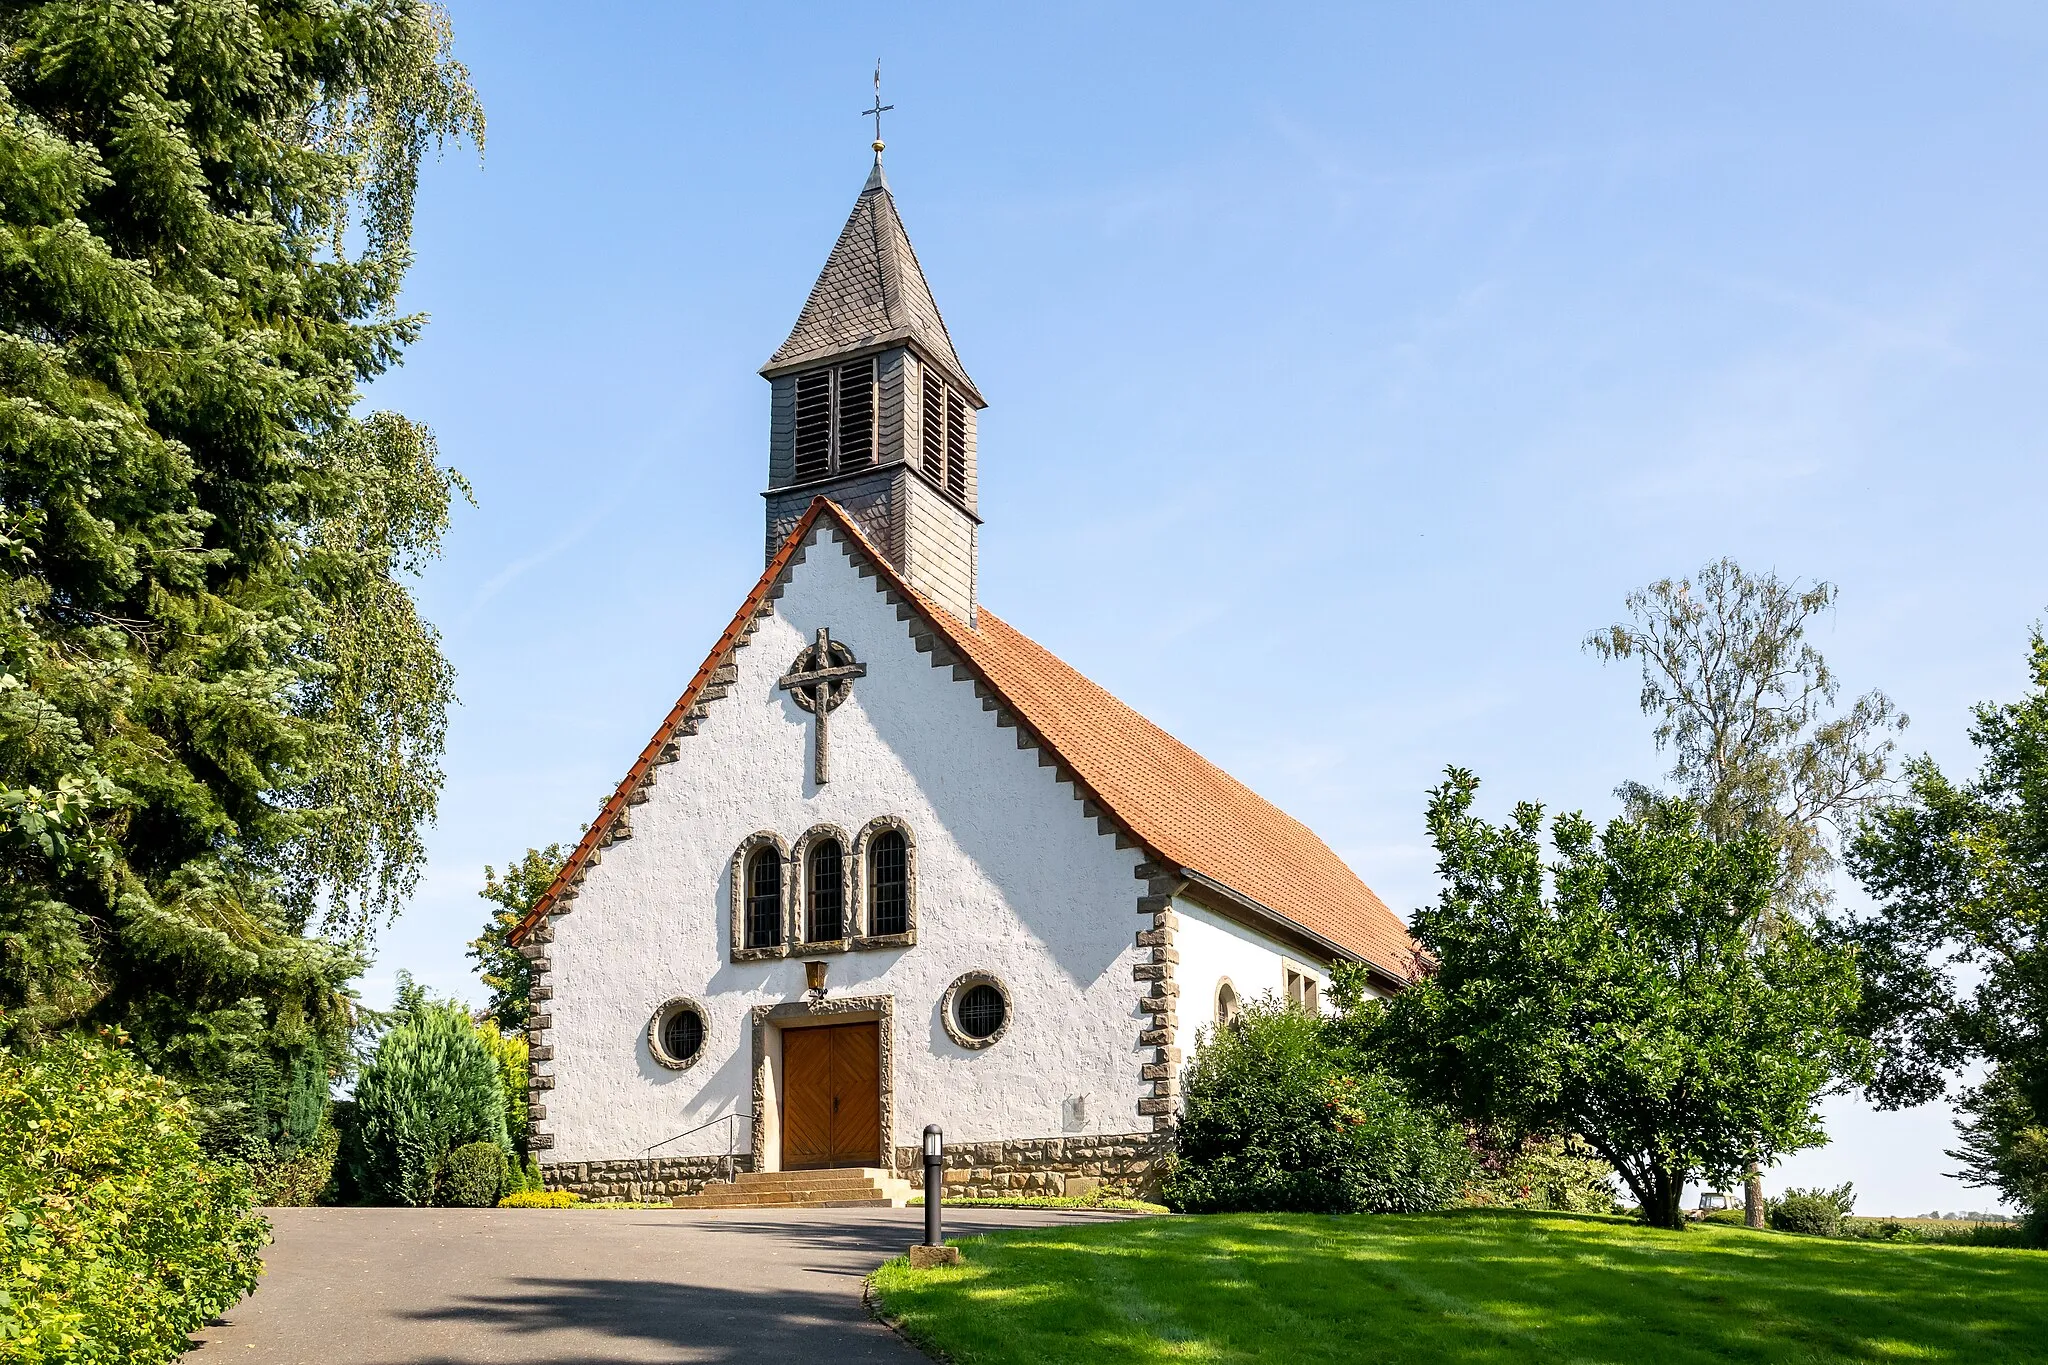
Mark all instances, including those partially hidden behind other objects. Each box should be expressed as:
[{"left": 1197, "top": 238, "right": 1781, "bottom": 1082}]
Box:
[{"left": 760, "top": 145, "right": 985, "bottom": 625}]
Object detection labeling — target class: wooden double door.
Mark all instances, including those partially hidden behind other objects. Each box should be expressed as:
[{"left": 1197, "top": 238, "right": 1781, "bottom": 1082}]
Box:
[{"left": 781, "top": 1021, "right": 881, "bottom": 1170}]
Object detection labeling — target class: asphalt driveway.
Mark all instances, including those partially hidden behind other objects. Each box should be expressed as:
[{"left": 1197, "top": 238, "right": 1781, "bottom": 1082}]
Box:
[{"left": 190, "top": 1205, "right": 1125, "bottom": 1363}]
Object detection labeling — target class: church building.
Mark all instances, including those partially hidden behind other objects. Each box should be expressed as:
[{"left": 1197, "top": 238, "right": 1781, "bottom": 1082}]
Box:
[{"left": 508, "top": 146, "right": 1414, "bottom": 1204}]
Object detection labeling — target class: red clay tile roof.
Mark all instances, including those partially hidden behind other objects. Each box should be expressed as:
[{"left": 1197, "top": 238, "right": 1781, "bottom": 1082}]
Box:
[
  {"left": 929, "top": 606, "right": 1411, "bottom": 973},
  {"left": 512, "top": 500, "right": 1413, "bottom": 977}
]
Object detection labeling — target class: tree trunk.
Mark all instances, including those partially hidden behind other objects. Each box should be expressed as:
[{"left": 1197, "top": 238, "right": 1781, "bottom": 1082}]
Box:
[
  {"left": 1645, "top": 1163, "right": 1688, "bottom": 1230},
  {"left": 1744, "top": 1161, "right": 1766, "bottom": 1229}
]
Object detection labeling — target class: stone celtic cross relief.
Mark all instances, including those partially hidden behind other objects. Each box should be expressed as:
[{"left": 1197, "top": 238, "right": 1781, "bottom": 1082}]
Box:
[{"left": 777, "top": 627, "right": 866, "bottom": 784}]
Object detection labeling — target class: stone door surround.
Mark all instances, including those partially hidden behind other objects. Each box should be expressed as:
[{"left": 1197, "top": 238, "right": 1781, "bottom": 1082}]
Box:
[{"left": 751, "top": 994, "right": 895, "bottom": 1174}]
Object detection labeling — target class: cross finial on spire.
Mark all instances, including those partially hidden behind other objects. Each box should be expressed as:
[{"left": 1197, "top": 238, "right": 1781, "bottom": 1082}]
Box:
[{"left": 863, "top": 60, "right": 893, "bottom": 160}]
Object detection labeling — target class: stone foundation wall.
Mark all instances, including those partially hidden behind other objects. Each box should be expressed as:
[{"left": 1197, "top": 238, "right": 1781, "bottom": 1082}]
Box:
[
  {"left": 541, "top": 1153, "right": 752, "bottom": 1202},
  {"left": 891, "top": 1131, "right": 1173, "bottom": 1200}
]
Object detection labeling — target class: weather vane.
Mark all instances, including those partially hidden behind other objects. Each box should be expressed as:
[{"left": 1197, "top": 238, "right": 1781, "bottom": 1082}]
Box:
[{"left": 863, "top": 60, "right": 893, "bottom": 157}]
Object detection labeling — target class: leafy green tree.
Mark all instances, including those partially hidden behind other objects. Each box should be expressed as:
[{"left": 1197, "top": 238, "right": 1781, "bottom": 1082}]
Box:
[
  {"left": 469, "top": 844, "right": 565, "bottom": 1033},
  {"left": 343, "top": 976, "right": 506, "bottom": 1206},
  {"left": 1587, "top": 557, "right": 1902, "bottom": 1223},
  {"left": 0, "top": 1, "right": 480, "bottom": 1112},
  {"left": 1947, "top": 1071, "right": 2048, "bottom": 1238},
  {"left": 1377, "top": 769, "right": 1866, "bottom": 1230},
  {"left": 1836, "top": 627, "right": 2048, "bottom": 1238}
]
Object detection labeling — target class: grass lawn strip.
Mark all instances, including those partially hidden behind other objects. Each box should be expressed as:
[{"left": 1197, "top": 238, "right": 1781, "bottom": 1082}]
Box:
[
  {"left": 867, "top": 1209, "right": 2048, "bottom": 1364},
  {"left": 910, "top": 1195, "right": 1168, "bottom": 1212}
]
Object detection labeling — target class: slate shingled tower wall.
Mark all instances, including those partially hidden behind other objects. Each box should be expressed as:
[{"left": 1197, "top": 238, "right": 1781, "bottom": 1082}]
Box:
[{"left": 760, "top": 158, "right": 985, "bottom": 624}]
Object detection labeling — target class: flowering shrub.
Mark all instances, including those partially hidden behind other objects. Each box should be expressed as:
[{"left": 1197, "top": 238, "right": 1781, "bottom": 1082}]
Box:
[
  {"left": 0, "top": 1036, "right": 268, "bottom": 1364},
  {"left": 498, "top": 1189, "right": 580, "bottom": 1208}
]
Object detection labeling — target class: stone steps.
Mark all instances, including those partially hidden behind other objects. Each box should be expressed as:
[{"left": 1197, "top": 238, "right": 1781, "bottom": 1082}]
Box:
[{"left": 670, "top": 1166, "right": 914, "bottom": 1210}]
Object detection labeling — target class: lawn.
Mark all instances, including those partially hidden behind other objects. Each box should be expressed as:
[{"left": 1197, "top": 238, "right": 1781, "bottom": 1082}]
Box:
[{"left": 866, "top": 1209, "right": 2048, "bottom": 1363}]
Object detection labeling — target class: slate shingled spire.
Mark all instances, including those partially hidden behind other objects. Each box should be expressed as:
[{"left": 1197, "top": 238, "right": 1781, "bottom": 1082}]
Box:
[
  {"left": 759, "top": 154, "right": 987, "bottom": 625},
  {"left": 761, "top": 161, "right": 979, "bottom": 402}
]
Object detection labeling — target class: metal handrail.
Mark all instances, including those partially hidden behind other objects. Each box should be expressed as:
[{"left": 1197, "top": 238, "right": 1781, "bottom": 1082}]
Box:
[
  {"left": 643, "top": 1109, "right": 751, "bottom": 1154},
  {"left": 643, "top": 1109, "right": 754, "bottom": 1187}
]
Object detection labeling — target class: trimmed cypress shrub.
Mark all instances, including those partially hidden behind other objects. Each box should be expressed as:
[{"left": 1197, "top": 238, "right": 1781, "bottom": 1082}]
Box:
[
  {"left": 443, "top": 1142, "right": 509, "bottom": 1208},
  {"left": 345, "top": 994, "right": 509, "bottom": 1206}
]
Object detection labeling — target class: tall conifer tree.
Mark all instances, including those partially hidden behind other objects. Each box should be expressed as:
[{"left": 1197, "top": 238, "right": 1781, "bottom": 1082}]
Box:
[{"left": 0, "top": 1, "right": 481, "bottom": 1125}]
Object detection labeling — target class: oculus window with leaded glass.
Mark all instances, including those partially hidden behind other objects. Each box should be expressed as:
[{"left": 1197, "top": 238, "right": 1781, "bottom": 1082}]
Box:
[{"left": 648, "top": 998, "right": 709, "bottom": 1070}]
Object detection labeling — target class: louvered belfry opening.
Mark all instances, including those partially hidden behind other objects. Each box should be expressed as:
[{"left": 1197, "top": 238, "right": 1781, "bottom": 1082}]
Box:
[
  {"left": 837, "top": 357, "right": 875, "bottom": 469},
  {"left": 944, "top": 389, "right": 967, "bottom": 498},
  {"left": 918, "top": 367, "right": 970, "bottom": 504},
  {"left": 793, "top": 359, "right": 875, "bottom": 482},
  {"left": 920, "top": 369, "right": 945, "bottom": 483},
  {"left": 793, "top": 368, "right": 832, "bottom": 482}
]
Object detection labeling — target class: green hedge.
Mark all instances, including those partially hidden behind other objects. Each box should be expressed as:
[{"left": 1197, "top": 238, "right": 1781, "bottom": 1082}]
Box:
[
  {"left": 1770, "top": 1184, "right": 1855, "bottom": 1238},
  {"left": 0, "top": 1036, "right": 268, "bottom": 1364},
  {"left": 443, "top": 1142, "right": 507, "bottom": 1208},
  {"left": 1164, "top": 1000, "right": 1473, "bottom": 1214},
  {"left": 245, "top": 1126, "right": 341, "bottom": 1207}
]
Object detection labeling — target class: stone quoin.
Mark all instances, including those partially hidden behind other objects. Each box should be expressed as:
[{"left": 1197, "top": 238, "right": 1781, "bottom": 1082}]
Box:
[{"left": 507, "top": 142, "right": 1414, "bottom": 1199}]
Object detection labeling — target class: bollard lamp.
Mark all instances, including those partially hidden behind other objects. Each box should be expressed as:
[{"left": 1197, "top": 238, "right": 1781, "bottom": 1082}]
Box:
[{"left": 922, "top": 1124, "right": 944, "bottom": 1248}]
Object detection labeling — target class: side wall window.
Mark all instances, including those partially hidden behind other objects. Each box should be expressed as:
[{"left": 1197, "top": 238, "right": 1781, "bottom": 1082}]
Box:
[{"left": 1284, "top": 965, "right": 1319, "bottom": 1014}]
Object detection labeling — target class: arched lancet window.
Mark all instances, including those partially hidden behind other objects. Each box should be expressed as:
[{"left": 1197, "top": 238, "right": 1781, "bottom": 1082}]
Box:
[
  {"left": 869, "top": 829, "right": 908, "bottom": 936},
  {"left": 1215, "top": 980, "right": 1240, "bottom": 1029},
  {"left": 745, "top": 848, "right": 782, "bottom": 949},
  {"left": 807, "top": 838, "right": 844, "bottom": 942}
]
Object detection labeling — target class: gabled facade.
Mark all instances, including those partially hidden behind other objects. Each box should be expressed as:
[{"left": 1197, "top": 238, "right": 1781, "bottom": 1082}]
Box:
[{"left": 512, "top": 156, "right": 1411, "bottom": 1202}]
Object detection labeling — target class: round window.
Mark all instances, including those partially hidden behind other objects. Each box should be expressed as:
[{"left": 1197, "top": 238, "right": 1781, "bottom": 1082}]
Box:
[
  {"left": 942, "top": 972, "right": 1011, "bottom": 1049},
  {"left": 648, "top": 998, "right": 709, "bottom": 1069},
  {"left": 957, "top": 984, "right": 1006, "bottom": 1039}
]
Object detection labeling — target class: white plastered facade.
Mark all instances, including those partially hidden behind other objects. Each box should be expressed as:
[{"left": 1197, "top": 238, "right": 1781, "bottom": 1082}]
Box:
[
  {"left": 542, "top": 529, "right": 1174, "bottom": 1165},
  {"left": 1174, "top": 897, "right": 1331, "bottom": 1042}
]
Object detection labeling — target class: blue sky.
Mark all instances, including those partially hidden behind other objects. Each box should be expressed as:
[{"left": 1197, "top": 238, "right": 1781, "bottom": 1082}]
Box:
[{"left": 363, "top": 2, "right": 2048, "bottom": 1215}]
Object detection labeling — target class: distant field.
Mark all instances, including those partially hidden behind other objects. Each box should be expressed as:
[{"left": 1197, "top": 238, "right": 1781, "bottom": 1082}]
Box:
[
  {"left": 868, "top": 1208, "right": 2048, "bottom": 1364},
  {"left": 1843, "top": 1215, "right": 2022, "bottom": 1240}
]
